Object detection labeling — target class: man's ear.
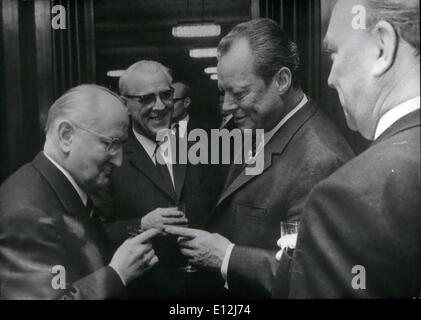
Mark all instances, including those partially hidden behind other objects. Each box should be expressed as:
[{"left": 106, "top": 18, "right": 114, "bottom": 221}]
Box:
[
  {"left": 371, "top": 20, "right": 398, "bottom": 77},
  {"left": 57, "top": 120, "right": 74, "bottom": 153},
  {"left": 275, "top": 67, "right": 292, "bottom": 95},
  {"left": 184, "top": 97, "right": 191, "bottom": 109}
]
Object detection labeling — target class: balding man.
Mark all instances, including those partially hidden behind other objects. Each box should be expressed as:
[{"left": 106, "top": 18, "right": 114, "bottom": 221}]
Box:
[
  {"left": 0, "top": 85, "right": 159, "bottom": 299},
  {"left": 278, "top": 0, "right": 420, "bottom": 298}
]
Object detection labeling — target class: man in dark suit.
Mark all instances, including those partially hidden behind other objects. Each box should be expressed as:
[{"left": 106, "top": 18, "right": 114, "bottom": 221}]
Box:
[
  {"left": 100, "top": 61, "right": 212, "bottom": 298},
  {"left": 165, "top": 18, "right": 354, "bottom": 298},
  {"left": 276, "top": 0, "right": 420, "bottom": 298},
  {"left": 172, "top": 82, "right": 208, "bottom": 134},
  {"left": 0, "top": 84, "right": 159, "bottom": 300}
]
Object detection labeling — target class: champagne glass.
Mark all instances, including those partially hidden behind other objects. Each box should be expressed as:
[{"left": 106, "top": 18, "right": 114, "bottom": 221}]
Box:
[
  {"left": 176, "top": 201, "right": 200, "bottom": 273},
  {"left": 279, "top": 221, "right": 299, "bottom": 252}
]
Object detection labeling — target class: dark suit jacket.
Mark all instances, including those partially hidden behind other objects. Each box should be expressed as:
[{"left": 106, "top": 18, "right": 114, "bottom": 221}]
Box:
[
  {"left": 208, "top": 100, "right": 354, "bottom": 298},
  {"left": 283, "top": 110, "right": 421, "bottom": 299},
  {"left": 99, "top": 130, "right": 212, "bottom": 298},
  {"left": 0, "top": 153, "right": 125, "bottom": 300}
]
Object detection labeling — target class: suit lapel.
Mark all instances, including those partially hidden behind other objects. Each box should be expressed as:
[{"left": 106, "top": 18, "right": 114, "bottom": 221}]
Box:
[
  {"left": 216, "top": 101, "right": 318, "bottom": 207},
  {"left": 33, "top": 153, "right": 108, "bottom": 262},
  {"left": 125, "top": 132, "right": 177, "bottom": 200},
  {"left": 33, "top": 152, "right": 88, "bottom": 218}
]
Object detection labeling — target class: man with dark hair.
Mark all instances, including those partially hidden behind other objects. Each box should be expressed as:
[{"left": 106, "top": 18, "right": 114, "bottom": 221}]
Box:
[
  {"left": 166, "top": 18, "right": 354, "bottom": 298},
  {"left": 172, "top": 81, "right": 208, "bottom": 135},
  {"left": 0, "top": 84, "right": 159, "bottom": 299},
  {"left": 277, "top": 0, "right": 420, "bottom": 298}
]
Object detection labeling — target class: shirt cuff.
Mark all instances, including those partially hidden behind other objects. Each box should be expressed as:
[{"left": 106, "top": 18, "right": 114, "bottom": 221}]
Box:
[
  {"left": 109, "top": 265, "right": 126, "bottom": 287},
  {"left": 220, "top": 243, "right": 235, "bottom": 290}
]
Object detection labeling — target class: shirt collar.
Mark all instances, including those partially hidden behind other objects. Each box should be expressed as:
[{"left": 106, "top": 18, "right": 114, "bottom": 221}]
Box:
[
  {"left": 374, "top": 96, "right": 420, "bottom": 140},
  {"left": 43, "top": 152, "right": 88, "bottom": 206},
  {"left": 263, "top": 94, "right": 308, "bottom": 145},
  {"left": 245, "top": 94, "right": 308, "bottom": 163},
  {"left": 177, "top": 114, "right": 189, "bottom": 138}
]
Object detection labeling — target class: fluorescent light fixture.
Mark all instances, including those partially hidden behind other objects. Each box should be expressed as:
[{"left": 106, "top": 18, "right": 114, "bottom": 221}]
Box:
[
  {"left": 210, "top": 74, "right": 218, "bottom": 80},
  {"left": 172, "top": 23, "right": 221, "bottom": 38},
  {"left": 204, "top": 67, "right": 217, "bottom": 74},
  {"left": 189, "top": 48, "right": 218, "bottom": 58},
  {"left": 107, "top": 70, "right": 125, "bottom": 77}
]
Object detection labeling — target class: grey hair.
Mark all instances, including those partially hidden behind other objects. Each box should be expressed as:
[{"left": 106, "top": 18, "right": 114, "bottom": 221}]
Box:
[
  {"left": 217, "top": 18, "right": 301, "bottom": 87},
  {"left": 119, "top": 60, "right": 173, "bottom": 95},
  {"left": 44, "top": 84, "right": 123, "bottom": 134},
  {"left": 366, "top": 0, "right": 419, "bottom": 55}
]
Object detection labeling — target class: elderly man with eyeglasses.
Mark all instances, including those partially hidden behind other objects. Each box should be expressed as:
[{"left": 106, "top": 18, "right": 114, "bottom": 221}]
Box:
[
  {"left": 0, "top": 84, "right": 160, "bottom": 299},
  {"left": 96, "top": 60, "right": 213, "bottom": 299}
]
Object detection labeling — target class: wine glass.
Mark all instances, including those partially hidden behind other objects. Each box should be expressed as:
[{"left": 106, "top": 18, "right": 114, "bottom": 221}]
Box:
[{"left": 176, "top": 201, "right": 200, "bottom": 273}]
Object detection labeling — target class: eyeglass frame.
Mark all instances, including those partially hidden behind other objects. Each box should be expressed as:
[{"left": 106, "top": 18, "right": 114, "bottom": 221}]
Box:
[
  {"left": 173, "top": 96, "right": 187, "bottom": 102},
  {"left": 69, "top": 121, "right": 124, "bottom": 155},
  {"left": 123, "top": 87, "right": 175, "bottom": 107}
]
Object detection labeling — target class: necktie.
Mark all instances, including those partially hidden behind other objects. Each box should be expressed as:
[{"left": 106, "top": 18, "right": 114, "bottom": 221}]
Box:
[
  {"left": 154, "top": 143, "right": 175, "bottom": 191},
  {"left": 86, "top": 196, "right": 94, "bottom": 218}
]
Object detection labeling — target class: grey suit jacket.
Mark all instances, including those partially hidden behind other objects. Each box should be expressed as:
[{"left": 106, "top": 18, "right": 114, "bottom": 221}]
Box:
[{"left": 209, "top": 100, "right": 354, "bottom": 298}]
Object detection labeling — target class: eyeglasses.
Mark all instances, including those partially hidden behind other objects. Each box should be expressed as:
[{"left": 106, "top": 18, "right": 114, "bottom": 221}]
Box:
[
  {"left": 173, "top": 97, "right": 186, "bottom": 102},
  {"left": 70, "top": 121, "right": 123, "bottom": 156},
  {"left": 124, "top": 88, "right": 174, "bottom": 106}
]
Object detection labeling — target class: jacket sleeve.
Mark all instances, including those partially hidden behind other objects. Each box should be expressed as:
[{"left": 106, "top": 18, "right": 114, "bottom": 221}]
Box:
[{"left": 0, "top": 207, "right": 126, "bottom": 300}]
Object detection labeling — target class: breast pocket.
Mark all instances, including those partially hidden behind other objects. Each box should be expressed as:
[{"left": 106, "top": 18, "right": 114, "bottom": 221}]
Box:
[{"left": 232, "top": 201, "right": 267, "bottom": 246}]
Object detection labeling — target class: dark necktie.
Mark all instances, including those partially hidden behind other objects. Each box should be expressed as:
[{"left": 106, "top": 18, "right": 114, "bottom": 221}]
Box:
[
  {"left": 154, "top": 143, "right": 175, "bottom": 192},
  {"left": 86, "top": 196, "right": 94, "bottom": 218}
]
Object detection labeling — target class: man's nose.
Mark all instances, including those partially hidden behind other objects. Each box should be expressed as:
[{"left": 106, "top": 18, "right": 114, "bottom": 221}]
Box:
[
  {"left": 153, "top": 96, "right": 167, "bottom": 111},
  {"left": 109, "top": 148, "right": 123, "bottom": 167},
  {"left": 222, "top": 97, "right": 237, "bottom": 114}
]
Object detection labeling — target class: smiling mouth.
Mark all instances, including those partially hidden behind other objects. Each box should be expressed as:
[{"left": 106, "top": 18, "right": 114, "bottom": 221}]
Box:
[
  {"left": 234, "top": 115, "right": 247, "bottom": 123},
  {"left": 149, "top": 111, "right": 169, "bottom": 122}
]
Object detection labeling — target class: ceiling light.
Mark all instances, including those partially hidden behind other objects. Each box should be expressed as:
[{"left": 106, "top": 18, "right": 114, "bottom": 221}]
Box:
[
  {"left": 172, "top": 23, "right": 221, "bottom": 38},
  {"left": 210, "top": 74, "right": 218, "bottom": 80},
  {"left": 106, "top": 70, "right": 125, "bottom": 77},
  {"left": 189, "top": 48, "right": 218, "bottom": 58},
  {"left": 204, "top": 67, "right": 217, "bottom": 74}
]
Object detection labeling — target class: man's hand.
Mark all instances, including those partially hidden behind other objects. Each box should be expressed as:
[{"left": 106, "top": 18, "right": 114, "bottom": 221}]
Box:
[
  {"left": 164, "top": 226, "right": 232, "bottom": 270},
  {"left": 109, "top": 229, "right": 160, "bottom": 285},
  {"left": 141, "top": 207, "right": 188, "bottom": 231}
]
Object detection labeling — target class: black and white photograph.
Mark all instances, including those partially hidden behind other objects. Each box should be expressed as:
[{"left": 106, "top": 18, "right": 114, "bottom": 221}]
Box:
[{"left": 0, "top": 0, "right": 419, "bottom": 306}]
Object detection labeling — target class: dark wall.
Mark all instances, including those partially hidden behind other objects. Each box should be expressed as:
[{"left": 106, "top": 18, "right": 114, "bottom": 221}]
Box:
[{"left": 0, "top": 0, "right": 95, "bottom": 183}]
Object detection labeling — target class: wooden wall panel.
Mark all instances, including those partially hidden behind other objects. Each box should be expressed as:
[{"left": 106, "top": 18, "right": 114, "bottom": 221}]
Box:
[{"left": 0, "top": 0, "right": 96, "bottom": 182}]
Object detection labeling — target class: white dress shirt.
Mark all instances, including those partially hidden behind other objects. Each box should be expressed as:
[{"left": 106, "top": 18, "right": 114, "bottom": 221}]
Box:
[
  {"left": 374, "top": 96, "right": 420, "bottom": 140},
  {"left": 132, "top": 127, "right": 175, "bottom": 187},
  {"left": 44, "top": 152, "right": 88, "bottom": 206},
  {"left": 220, "top": 94, "right": 309, "bottom": 288},
  {"left": 176, "top": 114, "right": 190, "bottom": 139}
]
